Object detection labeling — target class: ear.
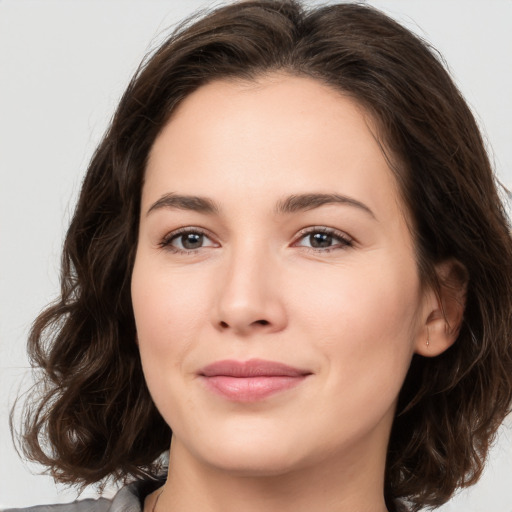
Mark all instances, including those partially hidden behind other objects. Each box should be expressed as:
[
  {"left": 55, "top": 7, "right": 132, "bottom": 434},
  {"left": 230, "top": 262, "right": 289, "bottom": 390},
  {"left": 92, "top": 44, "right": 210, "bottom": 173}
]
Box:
[{"left": 415, "top": 259, "right": 468, "bottom": 357}]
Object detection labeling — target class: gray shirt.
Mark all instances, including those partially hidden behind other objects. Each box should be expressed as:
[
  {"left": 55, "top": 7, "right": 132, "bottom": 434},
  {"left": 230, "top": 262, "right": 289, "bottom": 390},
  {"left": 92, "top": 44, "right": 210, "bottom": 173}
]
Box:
[
  {"left": 3, "top": 479, "right": 409, "bottom": 512},
  {"left": 2, "top": 479, "right": 163, "bottom": 512}
]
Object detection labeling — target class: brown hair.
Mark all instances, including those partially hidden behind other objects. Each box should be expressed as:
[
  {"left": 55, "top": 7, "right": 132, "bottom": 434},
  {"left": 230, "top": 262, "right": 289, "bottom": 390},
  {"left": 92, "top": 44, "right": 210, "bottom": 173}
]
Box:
[{"left": 14, "top": 1, "right": 512, "bottom": 510}]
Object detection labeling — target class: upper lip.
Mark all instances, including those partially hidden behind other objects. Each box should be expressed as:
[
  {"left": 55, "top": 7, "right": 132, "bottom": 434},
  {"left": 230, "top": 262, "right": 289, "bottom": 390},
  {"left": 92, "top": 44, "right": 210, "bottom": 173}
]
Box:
[{"left": 199, "top": 358, "right": 312, "bottom": 378}]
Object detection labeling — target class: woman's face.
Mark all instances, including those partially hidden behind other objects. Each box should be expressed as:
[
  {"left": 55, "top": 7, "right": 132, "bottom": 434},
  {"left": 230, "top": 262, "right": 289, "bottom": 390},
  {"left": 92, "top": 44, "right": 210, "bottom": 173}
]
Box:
[{"left": 131, "top": 75, "right": 431, "bottom": 477}]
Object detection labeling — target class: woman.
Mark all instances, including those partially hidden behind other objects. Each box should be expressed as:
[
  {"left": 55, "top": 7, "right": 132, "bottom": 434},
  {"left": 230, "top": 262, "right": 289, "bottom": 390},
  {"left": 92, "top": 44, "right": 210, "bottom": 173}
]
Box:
[{"left": 6, "top": 1, "right": 512, "bottom": 511}]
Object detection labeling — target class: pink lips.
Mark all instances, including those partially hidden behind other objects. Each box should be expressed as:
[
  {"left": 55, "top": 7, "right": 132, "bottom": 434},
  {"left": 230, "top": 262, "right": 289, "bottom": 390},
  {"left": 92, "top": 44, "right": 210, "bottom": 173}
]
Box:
[{"left": 199, "top": 359, "right": 311, "bottom": 402}]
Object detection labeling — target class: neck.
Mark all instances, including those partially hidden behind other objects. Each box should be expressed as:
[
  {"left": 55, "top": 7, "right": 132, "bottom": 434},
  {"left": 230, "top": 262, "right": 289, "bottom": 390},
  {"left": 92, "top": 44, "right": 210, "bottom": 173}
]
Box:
[{"left": 154, "top": 436, "right": 390, "bottom": 512}]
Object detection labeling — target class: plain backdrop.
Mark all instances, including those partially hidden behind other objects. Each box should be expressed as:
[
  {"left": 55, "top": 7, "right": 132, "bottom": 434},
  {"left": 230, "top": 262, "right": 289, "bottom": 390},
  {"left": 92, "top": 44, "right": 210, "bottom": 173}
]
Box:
[{"left": 1, "top": 0, "right": 511, "bottom": 510}]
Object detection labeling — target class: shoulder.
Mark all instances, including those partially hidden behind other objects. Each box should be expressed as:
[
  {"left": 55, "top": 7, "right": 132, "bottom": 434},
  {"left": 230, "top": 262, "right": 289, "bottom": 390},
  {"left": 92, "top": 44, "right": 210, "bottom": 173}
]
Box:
[
  {"left": 1, "top": 499, "right": 111, "bottom": 512},
  {"left": 2, "top": 479, "right": 164, "bottom": 512}
]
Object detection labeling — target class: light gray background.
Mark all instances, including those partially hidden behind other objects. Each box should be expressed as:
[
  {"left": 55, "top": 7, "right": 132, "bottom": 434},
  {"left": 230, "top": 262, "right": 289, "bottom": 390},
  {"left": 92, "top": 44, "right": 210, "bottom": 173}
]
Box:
[{"left": 1, "top": 0, "right": 511, "bottom": 510}]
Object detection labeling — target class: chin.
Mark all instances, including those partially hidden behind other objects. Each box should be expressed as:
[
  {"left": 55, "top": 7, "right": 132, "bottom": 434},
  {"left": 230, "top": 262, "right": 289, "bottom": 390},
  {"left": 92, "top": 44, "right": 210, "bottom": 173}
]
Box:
[
  {"left": 185, "top": 426, "right": 309, "bottom": 477},
  {"left": 202, "top": 447, "right": 304, "bottom": 477}
]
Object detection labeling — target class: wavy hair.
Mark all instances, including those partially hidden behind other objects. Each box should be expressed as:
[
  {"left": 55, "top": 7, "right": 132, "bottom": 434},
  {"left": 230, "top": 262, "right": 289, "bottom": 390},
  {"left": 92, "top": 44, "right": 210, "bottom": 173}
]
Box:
[{"left": 14, "top": 1, "right": 512, "bottom": 510}]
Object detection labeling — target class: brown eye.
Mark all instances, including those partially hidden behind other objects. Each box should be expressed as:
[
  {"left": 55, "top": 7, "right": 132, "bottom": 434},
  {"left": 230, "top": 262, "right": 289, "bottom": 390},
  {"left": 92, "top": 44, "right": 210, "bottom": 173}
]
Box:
[
  {"left": 309, "top": 232, "right": 333, "bottom": 248},
  {"left": 162, "top": 228, "right": 218, "bottom": 253},
  {"left": 295, "top": 227, "right": 352, "bottom": 251},
  {"left": 178, "top": 233, "right": 204, "bottom": 250}
]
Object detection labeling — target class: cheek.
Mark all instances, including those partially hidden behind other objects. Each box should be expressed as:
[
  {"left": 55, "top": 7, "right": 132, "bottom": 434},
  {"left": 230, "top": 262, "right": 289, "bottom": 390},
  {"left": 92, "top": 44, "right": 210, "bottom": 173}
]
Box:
[
  {"left": 291, "top": 255, "right": 422, "bottom": 385},
  {"left": 131, "top": 255, "right": 216, "bottom": 429},
  {"left": 299, "top": 262, "right": 422, "bottom": 433},
  {"left": 295, "top": 255, "right": 421, "bottom": 333},
  {"left": 132, "top": 255, "right": 210, "bottom": 346},
  {"left": 130, "top": 254, "right": 212, "bottom": 400}
]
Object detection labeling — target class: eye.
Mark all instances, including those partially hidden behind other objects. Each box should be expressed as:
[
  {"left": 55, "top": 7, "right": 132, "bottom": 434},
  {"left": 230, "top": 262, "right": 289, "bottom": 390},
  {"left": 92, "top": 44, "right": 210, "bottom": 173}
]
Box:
[
  {"left": 294, "top": 227, "right": 353, "bottom": 252},
  {"left": 160, "top": 228, "right": 218, "bottom": 253}
]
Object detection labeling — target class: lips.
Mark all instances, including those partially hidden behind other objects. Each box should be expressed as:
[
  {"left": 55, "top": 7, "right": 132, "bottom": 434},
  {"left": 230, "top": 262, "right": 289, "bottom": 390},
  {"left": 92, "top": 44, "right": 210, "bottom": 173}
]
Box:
[{"left": 198, "top": 359, "right": 312, "bottom": 402}]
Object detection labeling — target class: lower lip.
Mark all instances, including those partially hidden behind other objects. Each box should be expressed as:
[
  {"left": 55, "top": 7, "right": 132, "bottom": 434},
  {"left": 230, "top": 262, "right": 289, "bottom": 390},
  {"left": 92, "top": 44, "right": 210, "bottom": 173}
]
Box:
[{"left": 201, "top": 375, "right": 308, "bottom": 402}]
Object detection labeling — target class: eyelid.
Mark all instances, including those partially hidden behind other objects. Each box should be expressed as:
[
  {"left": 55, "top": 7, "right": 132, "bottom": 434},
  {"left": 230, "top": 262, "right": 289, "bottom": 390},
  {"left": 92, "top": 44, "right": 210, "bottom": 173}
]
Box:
[
  {"left": 157, "top": 225, "right": 352, "bottom": 254},
  {"left": 292, "top": 226, "right": 353, "bottom": 251},
  {"left": 159, "top": 226, "right": 219, "bottom": 253}
]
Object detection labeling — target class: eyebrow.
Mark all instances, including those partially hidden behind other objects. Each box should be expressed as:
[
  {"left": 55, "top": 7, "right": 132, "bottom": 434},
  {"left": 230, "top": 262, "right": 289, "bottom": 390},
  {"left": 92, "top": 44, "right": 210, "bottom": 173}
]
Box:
[
  {"left": 275, "top": 193, "right": 375, "bottom": 219},
  {"left": 146, "top": 192, "right": 375, "bottom": 219},
  {"left": 147, "top": 193, "right": 220, "bottom": 216}
]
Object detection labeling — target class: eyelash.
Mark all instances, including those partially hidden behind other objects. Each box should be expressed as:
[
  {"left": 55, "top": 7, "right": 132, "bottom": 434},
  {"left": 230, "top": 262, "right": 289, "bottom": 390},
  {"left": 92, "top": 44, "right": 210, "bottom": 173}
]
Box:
[
  {"left": 159, "top": 226, "right": 353, "bottom": 254},
  {"left": 293, "top": 226, "right": 353, "bottom": 253},
  {"left": 159, "top": 227, "right": 215, "bottom": 254}
]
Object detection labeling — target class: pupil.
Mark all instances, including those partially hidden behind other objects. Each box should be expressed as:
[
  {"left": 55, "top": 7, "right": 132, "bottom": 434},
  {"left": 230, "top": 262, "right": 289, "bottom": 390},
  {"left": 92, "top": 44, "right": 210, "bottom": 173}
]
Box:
[
  {"left": 310, "top": 232, "right": 332, "bottom": 248},
  {"left": 182, "top": 233, "right": 203, "bottom": 249}
]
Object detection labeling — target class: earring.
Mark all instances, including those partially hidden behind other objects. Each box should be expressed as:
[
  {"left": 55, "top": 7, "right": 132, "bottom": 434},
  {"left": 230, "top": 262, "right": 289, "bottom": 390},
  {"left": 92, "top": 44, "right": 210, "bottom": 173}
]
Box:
[{"left": 426, "top": 327, "right": 430, "bottom": 348}]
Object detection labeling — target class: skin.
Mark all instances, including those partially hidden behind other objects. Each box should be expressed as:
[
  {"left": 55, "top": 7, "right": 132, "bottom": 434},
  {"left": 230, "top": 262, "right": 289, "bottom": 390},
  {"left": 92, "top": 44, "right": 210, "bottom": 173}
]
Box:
[{"left": 131, "top": 74, "right": 457, "bottom": 512}]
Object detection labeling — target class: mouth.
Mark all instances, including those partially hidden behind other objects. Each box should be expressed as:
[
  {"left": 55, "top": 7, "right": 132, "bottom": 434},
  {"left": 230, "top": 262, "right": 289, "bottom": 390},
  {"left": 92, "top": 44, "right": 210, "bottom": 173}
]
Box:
[{"left": 198, "top": 358, "right": 312, "bottom": 402}]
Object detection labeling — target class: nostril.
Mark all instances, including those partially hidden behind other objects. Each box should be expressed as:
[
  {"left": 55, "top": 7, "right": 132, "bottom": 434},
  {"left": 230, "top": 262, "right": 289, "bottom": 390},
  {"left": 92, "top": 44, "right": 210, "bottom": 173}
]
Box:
[{"left": 218, "top": 319, "right": 270, "bottom": 330}]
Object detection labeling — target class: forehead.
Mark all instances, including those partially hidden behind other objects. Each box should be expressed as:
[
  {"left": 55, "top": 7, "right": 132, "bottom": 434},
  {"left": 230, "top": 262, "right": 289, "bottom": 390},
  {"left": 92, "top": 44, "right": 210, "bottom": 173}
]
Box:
[{"left": 144, "top": 74, "right": 404, "bottom": 223}]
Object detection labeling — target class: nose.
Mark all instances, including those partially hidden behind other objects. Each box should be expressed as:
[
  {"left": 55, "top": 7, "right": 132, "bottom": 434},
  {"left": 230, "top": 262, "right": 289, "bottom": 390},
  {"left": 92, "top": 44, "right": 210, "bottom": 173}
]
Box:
[{"left": 213, "top": 243, "right": 287, "bottom": 336}]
